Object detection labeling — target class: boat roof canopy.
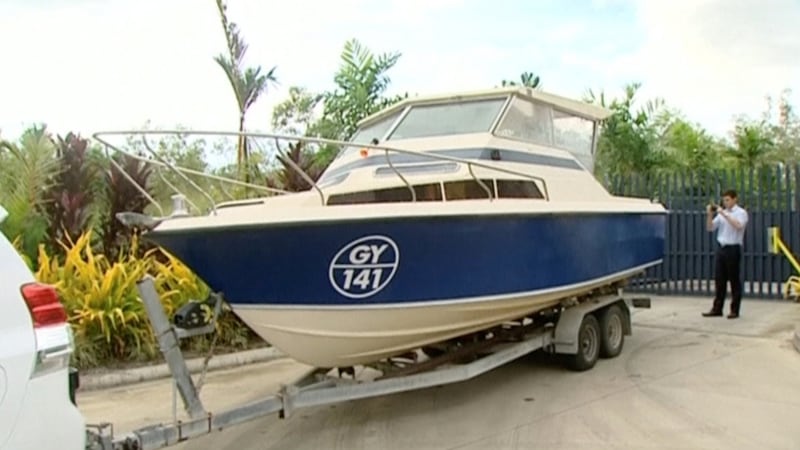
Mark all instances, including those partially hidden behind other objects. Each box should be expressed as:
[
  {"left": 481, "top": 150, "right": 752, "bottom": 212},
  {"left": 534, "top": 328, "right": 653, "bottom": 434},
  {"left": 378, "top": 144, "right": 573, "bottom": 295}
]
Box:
[{"left": 357, "top": 86, "right": 613, "bottom": 128}]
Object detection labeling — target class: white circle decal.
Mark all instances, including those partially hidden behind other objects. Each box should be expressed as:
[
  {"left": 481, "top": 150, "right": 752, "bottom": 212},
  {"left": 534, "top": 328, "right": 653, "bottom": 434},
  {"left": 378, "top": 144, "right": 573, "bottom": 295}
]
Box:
[{"left": 329, "top": 235, "right": 400, "bottom": 299}]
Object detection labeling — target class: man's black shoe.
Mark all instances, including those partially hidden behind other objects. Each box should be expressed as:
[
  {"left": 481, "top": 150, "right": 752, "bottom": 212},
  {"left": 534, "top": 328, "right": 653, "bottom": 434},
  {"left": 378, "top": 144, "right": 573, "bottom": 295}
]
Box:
[
  {"left": 702, "top": 310, "right": 723, "bottom": 317},
  {"left": 727, "top": 313, "right": 739, "bottom": 319}
]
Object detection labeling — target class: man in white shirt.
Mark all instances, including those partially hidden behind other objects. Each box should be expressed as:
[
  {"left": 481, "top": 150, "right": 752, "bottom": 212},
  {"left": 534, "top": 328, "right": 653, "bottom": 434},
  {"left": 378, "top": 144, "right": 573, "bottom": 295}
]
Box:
[{"left": 703, "top": 189, "right": 749, "bottom": 319}]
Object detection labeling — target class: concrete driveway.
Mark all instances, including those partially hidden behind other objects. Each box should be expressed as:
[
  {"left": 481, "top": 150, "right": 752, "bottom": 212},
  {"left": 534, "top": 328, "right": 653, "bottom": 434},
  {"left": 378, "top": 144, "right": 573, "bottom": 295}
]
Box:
[{"left": 79, "top": 296, "right": 800, "bottom": 449}]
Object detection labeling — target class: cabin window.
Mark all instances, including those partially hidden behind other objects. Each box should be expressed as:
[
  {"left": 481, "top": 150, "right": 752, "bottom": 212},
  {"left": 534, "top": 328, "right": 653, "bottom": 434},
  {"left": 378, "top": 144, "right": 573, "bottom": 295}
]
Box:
[
  {"left": 318, "top": 172, "right": 349, "bottom": 188},
  {"left": 340, "top": 110, "right": 404, "bottom": 159},
  {"left": 325, "top": 179, "right": 546, "bottom": 205},
  {"left": 494, "top": 97, "right": 554, "bottom": 146},
  {"left": 444, "top": 179, "right": 496, "bottom": 200},
  {"left": 327, "top": 182, "right": 443, "bottom": 205},
  {"left": 388, "top": 98, "right": 507, "bottom": 141},
  {"left": 350, "top": 110, "right": 403, "bottom": 144},
  {"left": 496, "top": 180, "right": 544, "bottom": 199},
  {"left": 552, "top": 109, "right": 593, "bottom": 157}
]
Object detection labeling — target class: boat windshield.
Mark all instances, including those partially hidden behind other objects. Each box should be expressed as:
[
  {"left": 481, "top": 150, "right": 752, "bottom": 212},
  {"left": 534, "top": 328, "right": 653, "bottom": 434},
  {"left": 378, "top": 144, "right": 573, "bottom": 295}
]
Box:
[
  {"left": 494, "top": 96, "right": 596, "bottom": 169},
  {"left": 349, "top": 109, "right": 403, "bottom": 145},
  {"left": 387, "top": 97, "right": 507, "bottom": 141},
  {"left": 337, "top": 110, "right": 404, "bottom": 159}
]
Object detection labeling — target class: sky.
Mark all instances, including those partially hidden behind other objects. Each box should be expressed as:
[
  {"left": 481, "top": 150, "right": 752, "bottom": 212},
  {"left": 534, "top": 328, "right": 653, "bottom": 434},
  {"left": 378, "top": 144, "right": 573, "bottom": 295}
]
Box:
[{"left": 1, "top": 0, "right": 798, "bottom": 146}]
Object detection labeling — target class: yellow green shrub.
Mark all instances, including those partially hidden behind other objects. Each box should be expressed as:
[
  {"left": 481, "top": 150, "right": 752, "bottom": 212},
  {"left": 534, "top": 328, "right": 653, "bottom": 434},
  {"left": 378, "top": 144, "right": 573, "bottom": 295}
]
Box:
[{"left": 35, "top": 231, "right": 258, "bottom": 368}]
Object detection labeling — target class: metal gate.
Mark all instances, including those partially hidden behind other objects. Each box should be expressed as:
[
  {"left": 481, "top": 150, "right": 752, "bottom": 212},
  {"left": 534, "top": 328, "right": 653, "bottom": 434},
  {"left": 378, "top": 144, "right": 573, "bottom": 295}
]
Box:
[{"left": 605, "top": 165, "right": 800, "bottom": 299}]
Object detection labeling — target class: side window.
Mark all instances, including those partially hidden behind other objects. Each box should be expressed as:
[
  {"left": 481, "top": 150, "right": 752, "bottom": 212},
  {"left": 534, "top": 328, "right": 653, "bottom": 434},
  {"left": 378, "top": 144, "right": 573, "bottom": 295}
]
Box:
[
  {"left": 444, "top": 179, "right": 495, "bottom": 200},
  {"left": 552, "top": 109, "right": 594, "bottom": 156},
  {"left": 496, "top": 180, "right": 544, "bottom": 199},
  {"left": 494, "top": 97, "right": 554, "bottom": 146},
  {"left": 327, "top": 183, "right": 443, "bottom": 205},
  {"left": 325, "top": 179, "right": 545, "bottom": 204}
]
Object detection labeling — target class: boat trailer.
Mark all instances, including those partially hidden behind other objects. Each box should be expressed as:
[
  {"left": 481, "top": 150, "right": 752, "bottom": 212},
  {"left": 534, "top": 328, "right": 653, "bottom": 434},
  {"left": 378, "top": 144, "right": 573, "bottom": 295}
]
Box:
[{"left": 84, "top": 276, "right": 651, "bottom": 450}]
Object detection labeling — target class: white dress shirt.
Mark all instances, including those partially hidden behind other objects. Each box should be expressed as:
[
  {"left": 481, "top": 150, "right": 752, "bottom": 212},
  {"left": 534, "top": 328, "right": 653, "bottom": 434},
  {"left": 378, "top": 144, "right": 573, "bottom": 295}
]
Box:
[{"left": 711, "top": 205, "right": 748, "bottom": 246}]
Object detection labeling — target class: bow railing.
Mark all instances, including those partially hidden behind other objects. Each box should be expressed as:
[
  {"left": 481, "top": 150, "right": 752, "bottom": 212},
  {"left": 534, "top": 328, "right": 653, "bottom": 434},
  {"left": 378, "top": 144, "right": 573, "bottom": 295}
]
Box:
[{"left": 92, "top": 130, "right": 551, "bottom": 216}]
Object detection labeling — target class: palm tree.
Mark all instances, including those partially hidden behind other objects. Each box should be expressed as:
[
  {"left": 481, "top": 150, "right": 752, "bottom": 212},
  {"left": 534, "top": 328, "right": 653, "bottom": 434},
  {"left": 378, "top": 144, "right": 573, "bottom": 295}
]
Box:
[
  {"left": 213, "top": 0, "right": 277, "bottom": 182},
  {"left": 730, "top": 124, "right": 776, "bottom": 168},
  {"left": 501, "top": 71, "right": 542, "bottom": 89}
]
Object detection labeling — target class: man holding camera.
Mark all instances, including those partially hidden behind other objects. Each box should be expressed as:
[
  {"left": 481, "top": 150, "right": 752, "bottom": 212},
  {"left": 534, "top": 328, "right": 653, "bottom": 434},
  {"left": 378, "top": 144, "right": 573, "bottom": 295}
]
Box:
[{"left": 703, "top": 189, "right": 749, "bottom": 319}]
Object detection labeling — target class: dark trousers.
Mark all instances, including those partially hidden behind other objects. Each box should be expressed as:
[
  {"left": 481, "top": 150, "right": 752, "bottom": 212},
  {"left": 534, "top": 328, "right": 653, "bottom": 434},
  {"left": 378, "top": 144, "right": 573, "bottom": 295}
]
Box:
[{"left": 713, "top": 244, "right": 742, "bottom": 313}]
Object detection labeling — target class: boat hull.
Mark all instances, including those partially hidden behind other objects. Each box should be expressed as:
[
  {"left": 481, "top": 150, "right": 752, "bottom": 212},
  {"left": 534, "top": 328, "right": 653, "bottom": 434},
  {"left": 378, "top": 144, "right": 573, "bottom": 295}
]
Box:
[
  {"left": 146, "top": 211, "right": 665, "bottom": 367},
  {"left": 230, "top": 263, "right": 655, "bottom": 368}
]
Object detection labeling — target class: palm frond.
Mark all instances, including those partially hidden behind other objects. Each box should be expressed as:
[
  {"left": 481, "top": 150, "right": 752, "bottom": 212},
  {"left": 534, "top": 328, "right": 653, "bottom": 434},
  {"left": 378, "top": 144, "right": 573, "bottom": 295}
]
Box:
[{"left": 0, "top": 126, "right": 58, "bottom": 262}]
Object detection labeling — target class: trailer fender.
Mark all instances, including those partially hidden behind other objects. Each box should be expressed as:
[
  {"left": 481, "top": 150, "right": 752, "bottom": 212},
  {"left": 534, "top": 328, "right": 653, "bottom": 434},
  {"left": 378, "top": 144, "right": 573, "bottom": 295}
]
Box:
[{"left": 551, "top": 297, "right": 631, "bottom": 355}]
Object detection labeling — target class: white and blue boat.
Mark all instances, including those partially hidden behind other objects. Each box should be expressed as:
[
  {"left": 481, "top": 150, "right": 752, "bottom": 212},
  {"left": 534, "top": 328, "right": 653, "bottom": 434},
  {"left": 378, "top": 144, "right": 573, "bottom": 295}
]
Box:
[{"left": 139, "top": 87, "right": 666, "bottom": 368}]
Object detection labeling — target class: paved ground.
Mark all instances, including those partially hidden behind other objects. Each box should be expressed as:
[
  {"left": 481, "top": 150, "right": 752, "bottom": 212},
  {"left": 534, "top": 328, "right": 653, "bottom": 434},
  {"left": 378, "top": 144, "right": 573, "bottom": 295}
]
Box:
[{"left": 78, "top": 296, "right": 800, "bottom": 450}]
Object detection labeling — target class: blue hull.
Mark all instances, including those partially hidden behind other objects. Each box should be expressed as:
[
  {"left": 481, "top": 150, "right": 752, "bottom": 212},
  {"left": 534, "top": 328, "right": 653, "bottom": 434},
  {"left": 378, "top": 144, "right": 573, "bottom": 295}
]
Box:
[{"left": 146, "top": 212, "right": 666, "bottom": 307}]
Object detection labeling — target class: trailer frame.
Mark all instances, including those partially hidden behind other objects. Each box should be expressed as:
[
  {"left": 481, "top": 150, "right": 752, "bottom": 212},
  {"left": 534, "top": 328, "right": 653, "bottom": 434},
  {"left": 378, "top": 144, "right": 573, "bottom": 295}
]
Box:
[{"left": 84, "top": 276, "right": 650, "bottom": 450}]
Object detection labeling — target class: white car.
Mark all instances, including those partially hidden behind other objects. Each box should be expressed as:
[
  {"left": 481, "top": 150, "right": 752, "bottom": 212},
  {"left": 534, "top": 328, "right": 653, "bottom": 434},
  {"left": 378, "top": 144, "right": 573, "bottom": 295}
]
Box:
[{"left": 0, "top": 205, "right": 86, "bottom": 449}]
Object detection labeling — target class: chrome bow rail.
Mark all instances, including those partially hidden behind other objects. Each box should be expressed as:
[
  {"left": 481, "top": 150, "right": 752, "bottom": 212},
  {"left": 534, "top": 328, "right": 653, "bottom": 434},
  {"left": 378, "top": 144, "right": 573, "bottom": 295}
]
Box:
[{"left": 91, "top": 130, "right": 551, "bottom": 216}]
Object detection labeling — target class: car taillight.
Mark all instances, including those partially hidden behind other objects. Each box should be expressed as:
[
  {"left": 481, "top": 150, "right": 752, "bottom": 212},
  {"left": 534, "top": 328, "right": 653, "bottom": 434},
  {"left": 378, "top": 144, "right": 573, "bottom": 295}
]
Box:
[
  {"left": 19, "top": 282, "right": 73, "bottom": 378},
  {"left": 20, "top": 283, "right": 68, "bottom": 327}
]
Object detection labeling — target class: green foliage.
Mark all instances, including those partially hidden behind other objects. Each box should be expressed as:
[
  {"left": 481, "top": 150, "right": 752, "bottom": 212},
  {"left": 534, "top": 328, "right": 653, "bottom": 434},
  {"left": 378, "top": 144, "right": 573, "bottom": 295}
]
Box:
[
  {"left": 267, "top": 141, "right": 326, "bottom": 192},
  {"left": 99, "top": 152, "right": 154, "bottom": 260},
  {"left": 213, "top": 0, "right": 278, "bottom": 180},
  {"left": 0, "top": 125, "right": 58, "bottom": 265},
  {"left": 4, "top": 32, "right": 799, "bottom": 369},
  {"left": 45, "top": 133, "right": 100, "bottom": 252},
  {"left": 316, "top": 38, "right": 407, "bottom": 142},
  {"left": 271, "top": 86, "right": 323, "bottom": 136},
  {"left": 655, "top": 116, "right": 729, "bottom": 175},
  {"left": 125, "top": 131, "right": 215, "bottom": 213},
  {"left": 501, "top": 71, "right": 542, "bottom": 89},
  {"left": 34, "top": 231, "right": 257, "bottom": 369},
  {"left": 588, "top": 84, "right": 800, "bottom": 182},
  {"left": 588, "top": 83, "right": 667, "bottom": 179},
  {"left": 728, "top": 123, "right": 777, "bottom": 168},
  {"left": 268, "top": 39, "right": 408, "bottom": 176},
  {"left": 724, "top": 90, "right": 800, "bottom": 168}
]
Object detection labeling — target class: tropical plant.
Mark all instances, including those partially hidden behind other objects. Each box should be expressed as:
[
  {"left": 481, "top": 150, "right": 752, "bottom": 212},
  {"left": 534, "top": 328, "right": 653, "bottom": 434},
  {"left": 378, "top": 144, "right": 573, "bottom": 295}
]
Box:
[
  {"left": 131, "top": 132, "right": 217, "bottom": 213},
  {"left": 728, "top": 123, "right": 777, "bottom": 168},
  {"left": 586, "top": 83, "right": 676, "bottom": 180},
  {"left": 501, "top": 71, "right": 542, "bottom": 89},
  {"left": 0, "top": 125, "right": 58, "bottom": 265},
  {"left": 34, "top": 231, "right": 258, "bottom": 369},
  {"left": 271, "top": 86, "right": 324, "bottom": 136},
  {"left": 271, "top": 39, "right": 407, "bottom": 171},
  {"left": 267, "top": 141, "right": 326, "bottom": 192},
  {"left": 99, "top": 152, "right": 154, "bottom": 260},
  {"left": 213, "top": 0, "right": 278, "bottom": 182},
  {"left": 315, "top": 39, "right": 406, "bottom": 145},
  {"left": 44, "top": 133, "right": 101, "bottom": 253},
  {"left": 771, "top": 90, "right": 800, "bottom": 162},
  {"left": 727, "top": 90, "right": 798, "bottom": 166}
]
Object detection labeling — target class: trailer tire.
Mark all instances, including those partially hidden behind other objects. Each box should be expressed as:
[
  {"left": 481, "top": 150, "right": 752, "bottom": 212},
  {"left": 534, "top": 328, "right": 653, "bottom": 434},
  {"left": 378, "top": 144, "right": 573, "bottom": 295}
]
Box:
[
  {"left": 599, "top": 304, "right": 625, "bottom": 358},
  {"left": 565, "top": 314, "right": 601, "bottom": 371}
]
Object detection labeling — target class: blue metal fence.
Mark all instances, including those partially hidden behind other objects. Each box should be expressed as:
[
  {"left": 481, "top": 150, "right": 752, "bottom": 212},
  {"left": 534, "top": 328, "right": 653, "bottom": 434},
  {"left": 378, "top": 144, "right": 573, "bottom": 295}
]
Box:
[{"left": 605, "top": 165, "right": 800, "bottom": 299}]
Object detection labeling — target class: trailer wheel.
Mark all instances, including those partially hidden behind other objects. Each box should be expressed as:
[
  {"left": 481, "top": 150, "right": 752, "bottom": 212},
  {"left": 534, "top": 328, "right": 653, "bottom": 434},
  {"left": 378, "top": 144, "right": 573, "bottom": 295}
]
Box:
[
  {"left": 566, "top": 314, "right": 600, "bottom": 371},
  {"left": 599, "top": 304, "right": 625, "bottom": 358}
]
